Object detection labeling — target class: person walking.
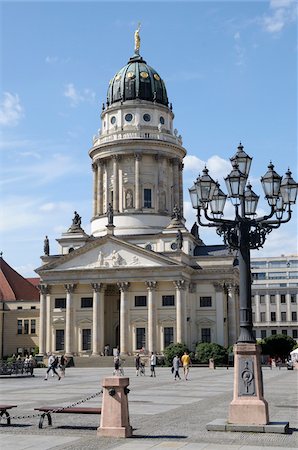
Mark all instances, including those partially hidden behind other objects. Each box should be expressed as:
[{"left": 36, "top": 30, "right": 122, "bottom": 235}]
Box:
[
  {"left": 59, "top": 354, "right": 67, "bottom": 378},
  {"left": 181, "top": 351, "right": 191, "bottom": 380},
  {"left": 172, "top": 354, "right": 181, "bottom": 380},
  {"left": 150, "top": 352, "right": 157, "bottom": 377},
  {"left": 135, "top": 353, "right": 141, "bottom": 376},
  {"left": 44, "top": 354, "right": 61, "bottom": 380}
]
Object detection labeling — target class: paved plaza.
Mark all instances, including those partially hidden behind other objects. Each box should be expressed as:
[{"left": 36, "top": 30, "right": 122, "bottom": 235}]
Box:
[{"left": 0, "top": 366, "right": 297, "bottom": 449}]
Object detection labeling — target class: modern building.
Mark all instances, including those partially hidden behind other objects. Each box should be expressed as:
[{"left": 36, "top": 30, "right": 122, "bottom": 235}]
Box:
[
  {"left": 0, "top": 255, "right": 40, "bottom": 358},
  {"left": 35, "top": 32, "right": 240, "bottom": 356},
  {"left": 251, "top": 255, "right": 298, "bottom": 341}
]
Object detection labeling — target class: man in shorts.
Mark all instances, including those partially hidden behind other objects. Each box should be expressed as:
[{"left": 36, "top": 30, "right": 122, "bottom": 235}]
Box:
[{"left": 181, "top": 351, "right": 191, "bottom": 380}]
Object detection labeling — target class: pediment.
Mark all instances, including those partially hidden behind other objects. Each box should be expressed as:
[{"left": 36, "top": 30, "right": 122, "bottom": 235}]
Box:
[{"left": 39, "top": 236, "right": 180, "bottom": 272}]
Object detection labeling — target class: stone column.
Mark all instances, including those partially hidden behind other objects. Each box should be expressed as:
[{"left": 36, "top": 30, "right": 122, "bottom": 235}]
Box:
[
  {"left": 178, "top": 161, "right": 184, "bottom": 214},
  {"left": 276, "top": 293, "right": 281, "bottom": 322},
  {"left": 174, "top": 280, "right": 185, "bottom": 343},
  {"left": 134, "top": 153, "right": 141, "bottom": 210},
  {"left": 92, "top": 162, "right": 98, "bottom": 216},
  {"left": 146, "top": 281, "right": 157, "bottom": 352},
  {"left": 286, "top": 293, "right": 291, "bottom": 322},
  {"left": 188, "top": 283, "right": 196, "bottom": 347},
  {"left": 265, "top": 294, "right": 270, "bottom": 323},
  {"left": 214, "top": 282, "right": 225, "bottom": 346},
  {"left": 118, "top": 282, "right": 130, "bottom": 354},
  {"left": 46, "top": 290, "right": 52, "bottom": 354},
  {"left": 92, "top": 283, "right": 104, "bottom": 356},
  {"left": 65, "top": 284, "right": 76, "bottom": 355},
  {"left": 173, "top": 158, "right": 180, "bottom": 208},
  {"left": 97, "top": 161, "right": 103, "bottom": 215},
  {"left": 113, "top": 155, "right": 119, "bottom": 212},
  {"left": 38, "top": 284, "right": 49, "bottom": 355},
  {"left": 255, "top": 294, "right": 261, "bottom": 323}
]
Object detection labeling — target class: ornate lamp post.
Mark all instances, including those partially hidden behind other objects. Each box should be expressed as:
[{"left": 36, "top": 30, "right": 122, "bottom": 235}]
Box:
[{"left": 189, "top": 143, "right": 298, "bottom": 425}]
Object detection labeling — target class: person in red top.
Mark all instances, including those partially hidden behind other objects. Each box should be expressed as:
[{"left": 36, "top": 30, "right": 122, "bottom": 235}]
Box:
[{"left": 181, "top": 351, "right": 191, "bottom": 380}]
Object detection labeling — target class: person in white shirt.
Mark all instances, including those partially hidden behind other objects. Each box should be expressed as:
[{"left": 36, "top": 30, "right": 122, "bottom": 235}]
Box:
[{"left": 150, "top": 352, "right": 157, "bottom": 377}]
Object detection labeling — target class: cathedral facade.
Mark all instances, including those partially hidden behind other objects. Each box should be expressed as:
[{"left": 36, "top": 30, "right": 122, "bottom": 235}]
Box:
[{"left": 36, "top": 34, "right": 240, "bottom": 356}]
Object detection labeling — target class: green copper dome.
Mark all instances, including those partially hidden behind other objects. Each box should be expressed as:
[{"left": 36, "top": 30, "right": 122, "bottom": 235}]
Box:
[{"left": 107, "top": 54, "right": 169, "bottom": 107}]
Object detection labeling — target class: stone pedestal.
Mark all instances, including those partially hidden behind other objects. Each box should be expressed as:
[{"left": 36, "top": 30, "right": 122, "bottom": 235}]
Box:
[
  {"left": 228, "top": 343, "right": 269, "bottom": 425},
  {"left": 97, "top": 377, "right": 132, "bottom": 438}
]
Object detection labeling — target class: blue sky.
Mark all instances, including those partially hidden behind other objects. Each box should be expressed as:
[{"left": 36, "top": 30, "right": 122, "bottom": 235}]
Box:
[{"left": 1, "top": 0, "right": 297, "bottom": 277}]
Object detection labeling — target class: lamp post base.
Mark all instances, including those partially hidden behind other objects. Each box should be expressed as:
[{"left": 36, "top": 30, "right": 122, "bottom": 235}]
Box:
[{"left": 228, "top": 343, "right": 269, "bottom": 425}]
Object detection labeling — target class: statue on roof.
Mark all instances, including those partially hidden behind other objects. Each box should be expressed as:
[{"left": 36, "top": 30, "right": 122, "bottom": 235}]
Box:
[
  {"left": 134, "top": 22, "right": 141, "bottom": 54},
  {"left": 176, "top": 229, "right": 183, "bottom": 250},
  {"left": 72, "top": 211, "right": 81, "bottom": 228},
  {"left": 107, "top": 203, "right": 114, "bottom": 226},
  {"left": 171, "top": 204, "right": 182, "bottom": 222},
  {"left": 44, "top": 236, "right": 50, "bottom": 256}
]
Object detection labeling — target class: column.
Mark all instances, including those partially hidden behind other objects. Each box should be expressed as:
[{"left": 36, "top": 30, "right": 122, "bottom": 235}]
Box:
[
  {"left": 265, "top": 293, "right": 270, "bottom": 323},
  {"left": 91, "top": 283, "right": 104, "bottom": 355},
  {"left": 286, "top": 293, "right": 291, "bottom": 322},
  {"left": 214, "top": 282, "right": 225, "bottom": 346},
  {"left": 65, "top": 284, "right": 76, "bottom": 355},
  {"left": 174, "top": 280, "right": 185, "bottom": 343},
  {"left": 92, "top": 162, "right": 98, "bottom": 217},
  {"left": 178, "top": 161, "right": 184, "bottom": 214},
  {"left": 135, "top": 153, "right": 141, "bottom": 210},
  {"left": 276, "top": 293, "right": 281, "bottom": 322},
  {"left": 38, "top": 284, "right": 48, "bottom": 355},
  {"left": 146, "top": 281, "right": 157, "bottom": 352},
  {"left": 173, "top": 158, "right": 180, "bottom": 208},
  {"left": 46, "top": 290, "right": 52, "bottom": 354},
  {"left": 188, "top": 283, "right": 196, "bottom": 348},
  {"left": 97, "top": 161, "right": 103, "bottom": 215},
  {"left": 255, "top": 294, "right": 260, "bottom": 323},
  {"left": 113, "top": 155, "right": 119, "bottom": 212},
  {"left": 118, "top": 282, "right": 130, "bottom": 354}
]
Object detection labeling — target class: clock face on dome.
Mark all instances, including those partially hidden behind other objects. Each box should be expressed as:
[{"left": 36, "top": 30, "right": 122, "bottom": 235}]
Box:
[
  {"left": 154, "top": 74, "right": 160, "bottom": 81},
  {"left": 140, "top": 71, "right": 149, "bottom": 79}
]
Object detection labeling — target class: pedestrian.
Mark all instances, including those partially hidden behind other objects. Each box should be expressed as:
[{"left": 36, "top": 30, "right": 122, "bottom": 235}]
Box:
[
  {"left": 44, "top": 354, "right": 61, "bottom": 380},
  {"left": 59, "top": 354, "right": 67, "bottom": 377},
  {"left": 104, "top": 344, "right": 110, "bottom": 356},
  {"left": 113, "top": 356, "right": 122, "bottom": 376},
  {"left": 181, "top": 351, "right": 191, "bottom": 380},
  {"left": 172, "top": 354, "right": 181, "bottom": 380},
  {"left": 135, "top": 353, "right": 141, "bottom": 376},
  {"left": 150, "top": 351, "right": 157, "bottom": 377}
]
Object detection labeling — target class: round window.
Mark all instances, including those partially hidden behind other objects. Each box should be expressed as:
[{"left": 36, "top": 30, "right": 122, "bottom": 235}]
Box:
[
  {"left": 125, "top": 113, "right": 133, "bottom": 122},
  {"left": 159, "top": 116, "right": 165, "bottom": 125},
  {"left": 145, "top": 244, "right": 152, "bottom": 251},
  {"left": 111, "top": 116, "right": 116, "bottom": 124},
  {"left": 143, "top": 114, "right": 151, "bottom": 122}
]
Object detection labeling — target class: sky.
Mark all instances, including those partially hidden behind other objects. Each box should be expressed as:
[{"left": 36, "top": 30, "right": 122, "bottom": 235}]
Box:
[{"left": 0, "top": 0, "right": 297, "bottom": 278}]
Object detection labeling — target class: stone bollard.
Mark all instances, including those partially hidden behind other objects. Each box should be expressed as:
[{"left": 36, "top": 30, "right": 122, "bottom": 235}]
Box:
[
  {"left": 97, "top": 377, "right": 132, "bottom": 438},
  {"left": 209, "top": 358, "right": 215, "bottom": 369}
]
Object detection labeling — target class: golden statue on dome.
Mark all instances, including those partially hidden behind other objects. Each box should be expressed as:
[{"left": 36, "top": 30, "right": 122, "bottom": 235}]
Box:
[{"left": 134, "top": 22, "right": 141, "bottom": 54}]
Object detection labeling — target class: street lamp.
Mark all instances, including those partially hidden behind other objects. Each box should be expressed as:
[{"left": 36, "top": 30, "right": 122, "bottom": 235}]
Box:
[{"left": 190, "top": 143, "right": 297, "bottom": 426}]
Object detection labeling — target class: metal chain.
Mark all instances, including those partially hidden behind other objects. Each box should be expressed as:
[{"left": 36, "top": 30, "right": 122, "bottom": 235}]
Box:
[{"left": 4, "top": 389, "right": 103, "bottom": 422}]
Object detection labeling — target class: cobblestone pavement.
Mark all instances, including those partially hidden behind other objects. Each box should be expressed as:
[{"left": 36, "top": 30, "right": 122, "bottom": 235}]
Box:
[{"left": 0, "top": 366, "right": 297, "bottom": 449}]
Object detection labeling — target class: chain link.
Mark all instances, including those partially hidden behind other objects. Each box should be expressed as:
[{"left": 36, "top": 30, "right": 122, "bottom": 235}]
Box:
[{"left": 3, "top": 389, "right": 103, "bottom": 422}]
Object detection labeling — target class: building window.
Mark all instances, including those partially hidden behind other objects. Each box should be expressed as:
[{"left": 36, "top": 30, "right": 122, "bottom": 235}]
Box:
[
  {"left": 260, "top": 295, "right": 265, "bottom": 304},
  {"left": 17, "top": 306, "right": 23, "bottom": 310},
  {"left": 81, "top": 297, "right": 93, "bottom": 308},
  {"left": 271, "top": 312, "right": 276, "bottom": 322},
  {"left": 162, "top": 295, "right": 175, "bottom": 306},
  {"left": 82, "top": 329, "right": 91, "bottom": 351},
  {"left": 135, "top": 296, "right": 147, "bottom": 307},
  {"left": 260, "top": 312, "right": 266, "bottom": 322},
  {"left": 293, "top": 330, "right": 298, "bottom": 339},
  {"left": 136, "top": 327, "right": 146, "bottom": 350},
  {"left": 271, "top": 330, "right": 277, "bottom": 335},
  {"left": 30, "top": 319, "right": 36, "bottom": 334},
  {"left": 56, "top": 330, "right": 64, "bottom": 351},
  {"left": 144, "top": 188, "right": 152, "bottom": 208},
  {"left": 24, "top": 320, "right": 29, "bottom": 335},
  {"left": 55, "top": 298, "right": 66, "bottom": 309},
  {"left": 164, "top": 327, "right": 173, "bottom": 347},
  {"left": 281, "top": 312, "right": 287, "bottom": 322},
  {"left": 261, "top": 330, "right": 267, "bottom": 339},
  {"left": 201, "top": 328, "right": 211, "bottom": 343},
  {"left": 282, "top": 329, "right": 287, "bottom": 336},
  {"left": 31, "top": 306, "right": 36, "bottom": 310},
  {"left": 17, "top": 320, "right": 22, "bottom": 335},
  {"left": 291, "top": 294, "right": 296, "bottom": 303},
  {"left": 280, "top": 295, "right": 286, "bottom": 304},
  {"left": 200, "top": 296, "right": 212, "bottom": 307},
  {"left": 270, "top": 295, "right": 276, "bottom": 304},
  {"left": 253, "top": 272, "right": 266, "bottom": 280},
  {"left": 292, "top": 311, "right": 297, "bottom": 321}
]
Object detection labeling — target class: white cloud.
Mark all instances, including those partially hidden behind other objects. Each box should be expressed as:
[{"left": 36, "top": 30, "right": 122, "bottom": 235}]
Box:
[
  {"left": 262, "top": 0, "right": 297, "bottom": 33},
  {"left": 0, "top": 92, "right": 24, "bottom": 126},
  {"left": 233, "top": 31, "right": 246, "bottom": 67},
  {"left": 64, "top": 83, "right": 96, "bottom": 107},
  {"left": 45, "top": 56, "right": 58, "bottom": 64},
  {"left": 184, "top": 154, "right": 231, "bottom": 185}
]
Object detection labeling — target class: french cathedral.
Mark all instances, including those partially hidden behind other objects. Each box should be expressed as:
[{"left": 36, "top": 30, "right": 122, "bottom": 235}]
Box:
[{"left": 36, "top": 30, "right": 240, "bottom": 356}]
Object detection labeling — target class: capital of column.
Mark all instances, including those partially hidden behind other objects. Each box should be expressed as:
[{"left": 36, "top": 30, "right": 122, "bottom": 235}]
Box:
[
  {"left": 92, "top": 162, "right": 97, "bottom": 172},
  {"left": 145, "top": 281, "right": 157, "bottom": 290},
  {"left": 134, "top": 153, "right": 142, "bottom": 161},
  {"left": 213, "top": 281, "right": 226, "bottom": 292},
  {"left": 174, "top": 280, "right": 185, "bottom": 290},
  {"left": 117, "top": 281, "right": 130, "bottom": 292},
  {"left": 171, "top": 157, "right": 180, "bottom": 166},
  {"left": 112, "top": 154, "right": 120, "bottom": 162},
  {"left": 38, "top": 284, "right": 50, "bottom": 295},
  {"left": 91, "top": 282, "right": 104, "bottom": 293},
  {"left": 64, "top": 283, "right": 76, "bottom": 294}
]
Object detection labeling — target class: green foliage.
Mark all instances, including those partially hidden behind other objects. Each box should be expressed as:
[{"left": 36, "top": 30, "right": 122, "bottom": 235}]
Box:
[
  {"left": 195, "top": 342, "right": 228, "bottom": 365},
  {"left": 261, "top": 334, "right": 296, "bottom": 359},
  {"left": 32, "top": 346, "right": 39, "bottom": 356},
  {"left": 163, "top": 343, "right": 189, "bottom": 366}
]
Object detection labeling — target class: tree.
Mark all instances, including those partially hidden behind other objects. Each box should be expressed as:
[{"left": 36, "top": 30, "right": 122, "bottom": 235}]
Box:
[
  {"left": 163, "top": 343, "right": 189, "bottom": 366},
  {"left": 261, "top": 334, "right": 296, "bottom": 360},
  {"left": 195, "top": 342, "right": 228, "bottom": 365}
]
